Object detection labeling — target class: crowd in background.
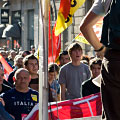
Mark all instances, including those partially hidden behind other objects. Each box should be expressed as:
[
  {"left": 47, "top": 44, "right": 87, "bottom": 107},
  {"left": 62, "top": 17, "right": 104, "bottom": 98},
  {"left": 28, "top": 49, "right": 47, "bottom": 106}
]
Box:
[
  {"left": 0, "top": 46, "right": 39, "bottom": 120},
  {"left": 0, "top": 42, "right": 102, "bottom": 120},
  {"left": 48, "top": 42, "right": 102, "bottom": 102}
]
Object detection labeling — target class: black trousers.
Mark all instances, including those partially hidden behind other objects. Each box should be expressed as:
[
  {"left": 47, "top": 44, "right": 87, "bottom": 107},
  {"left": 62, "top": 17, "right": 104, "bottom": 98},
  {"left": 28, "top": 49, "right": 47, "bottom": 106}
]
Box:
[{"left": 101, "top": 49, "right": 120, "bottom": 120}]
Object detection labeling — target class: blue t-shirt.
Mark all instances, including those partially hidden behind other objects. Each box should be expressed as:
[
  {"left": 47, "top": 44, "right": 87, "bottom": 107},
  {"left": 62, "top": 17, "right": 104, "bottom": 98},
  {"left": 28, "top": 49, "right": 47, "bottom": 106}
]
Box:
[
  {"left": 1, "top": 88, "right": 39, "bottom": 120},
  {"left": 50, "top": 79, "right": 60, "bottom": 99}
]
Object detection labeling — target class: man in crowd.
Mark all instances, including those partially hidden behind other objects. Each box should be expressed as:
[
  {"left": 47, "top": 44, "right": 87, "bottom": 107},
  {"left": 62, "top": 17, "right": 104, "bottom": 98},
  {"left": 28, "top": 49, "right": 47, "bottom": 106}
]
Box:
[
  {"left": 8, "top": 55, "right": 23, "bottom": 87},
  {"left": 59, "top": 50, "right": 70, "bottom": 67},
  {"left": 0, "top": 68, "right": 39, "bottom": 120},
  {"left": 8, "top": 50, "right": 17, "bottom": 67},
  {"left": 23, "top": 54, "right": 39, "bottom": 91},
  {"left": 81, "top": 57, "right": 102, "bottom": 97},
  {"left": 0, "top": 67, "right": 11, "bottom": 94},
  {"left": 59, "top": 42, "right": 91, "bottom": 100}
]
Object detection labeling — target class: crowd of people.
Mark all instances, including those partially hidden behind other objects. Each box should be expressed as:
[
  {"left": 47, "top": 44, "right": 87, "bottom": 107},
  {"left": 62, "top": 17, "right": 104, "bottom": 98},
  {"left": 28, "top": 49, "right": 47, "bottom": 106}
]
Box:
[
  {"left": 0, "top": 48, "right": 39, "bottom": 120},
  {"left": 0, "top": 0, "right": 119, "bottom": 119},
  {"left": 48, "top": 42, "right": 103, "bottom": 103},
  {"left": 0, "top": 43, "right": 102, "bottom": 120}
]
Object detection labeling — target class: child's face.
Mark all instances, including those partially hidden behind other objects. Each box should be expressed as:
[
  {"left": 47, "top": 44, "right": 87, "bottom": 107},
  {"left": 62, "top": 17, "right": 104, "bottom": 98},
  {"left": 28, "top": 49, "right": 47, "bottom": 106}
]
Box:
[{"left": 48, "top": 71, "right": 58, "bottom": 81}]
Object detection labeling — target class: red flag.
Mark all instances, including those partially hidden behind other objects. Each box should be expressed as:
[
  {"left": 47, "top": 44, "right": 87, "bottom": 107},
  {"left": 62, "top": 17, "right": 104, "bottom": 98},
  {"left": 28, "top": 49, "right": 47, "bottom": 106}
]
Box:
[
  {"left": 48, "top": 8, "right": 61, "bottom": 64},
  {"left": 48, "top": 93, "right": 102, "bottom": 119},
  {"left": 14, "top": 40, "right": 20, "bottom": 49},
  {"left": 23, "top": 93, "right": 102, "bottom": 120},
  {"left": 0, "top": 55, "right": 13, "bottom": 81},
  {"left": 23, "top": 103, "right": 39, "bottom": 120},
  {"left": 7, "top": 40, "right": 10, "bottom": 48}
]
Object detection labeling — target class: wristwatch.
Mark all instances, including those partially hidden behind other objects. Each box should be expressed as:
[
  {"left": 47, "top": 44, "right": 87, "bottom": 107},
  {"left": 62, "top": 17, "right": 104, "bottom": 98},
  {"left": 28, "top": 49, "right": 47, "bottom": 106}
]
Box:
[{"left": 94, "top": 45, "right": 105, "bottom": 52}]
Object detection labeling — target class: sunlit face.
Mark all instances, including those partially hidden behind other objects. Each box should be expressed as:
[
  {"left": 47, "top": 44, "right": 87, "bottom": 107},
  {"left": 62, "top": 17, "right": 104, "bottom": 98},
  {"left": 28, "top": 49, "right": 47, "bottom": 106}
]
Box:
[
  {"left": 0, "top": 69, "right": 4, "bottom": 85},
  {"left": 26, "top": 59, "right": 39, "bottom": 75},
  {"left": 16, "top": 58, "right": 23, "bottom": 68},
  {"left": 15, "top": 71, "right": 31, "bottom": 90},
  {"left": 48, "top": 72, "right": 58, "bottom": 81},
  {"left": 91, "top": 64, "right": 101, "bottom": 78},
  {"left": 11, "top": 51, "right": 16, "bottom": 59},
  {"left": 70, "top": 49, "right": 82, "bottom": 62}
]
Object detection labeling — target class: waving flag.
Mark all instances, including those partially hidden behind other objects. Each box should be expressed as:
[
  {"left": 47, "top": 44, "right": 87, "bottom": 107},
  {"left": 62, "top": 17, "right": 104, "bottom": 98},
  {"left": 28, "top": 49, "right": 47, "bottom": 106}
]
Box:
[
  {"left": 48, "top": 8, "right": 61, "bottom": 64},
  {"left": 74, "top": 33, "right": 90, "bottom": 45},
  {"left": 23, "top": 103, "right": 39, "bottom": 120},
  {"left": 48, "top": 26, "right": 61, "bottom": 64},
  {"left": 55, "top": 0, "right": 86, "bottom": 36},
  {"left": 48, "top": 93, "right": 102, "bottom": 120},
  {"left": 0, "top": 55, "right": 13, "bottom": 81},
  {"left": 23, "top": 93, "right": 102, "bottom": 120}
]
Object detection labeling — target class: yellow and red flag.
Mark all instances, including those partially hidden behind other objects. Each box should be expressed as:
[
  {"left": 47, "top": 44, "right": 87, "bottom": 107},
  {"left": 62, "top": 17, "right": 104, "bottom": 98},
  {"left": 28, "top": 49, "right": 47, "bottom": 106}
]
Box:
[{"left": 55, "top": 0, "right": 86, "bottom": 36}]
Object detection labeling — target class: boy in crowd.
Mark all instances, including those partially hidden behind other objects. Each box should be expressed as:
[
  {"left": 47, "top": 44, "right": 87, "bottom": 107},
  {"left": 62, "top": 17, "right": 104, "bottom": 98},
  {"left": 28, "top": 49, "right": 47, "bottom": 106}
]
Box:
[{"left": 59, "top": 42, "right": 91, "bottom": 100}]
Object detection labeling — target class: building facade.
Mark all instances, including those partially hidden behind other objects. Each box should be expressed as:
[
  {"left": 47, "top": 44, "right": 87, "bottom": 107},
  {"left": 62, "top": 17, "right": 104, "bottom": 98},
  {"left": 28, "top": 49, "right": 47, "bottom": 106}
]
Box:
[
  {"left": 0, "top": 0, "right": 94, "bottom": 55},
  {"left": 0, "top": 0, "right": 39, "bottom": 51}
]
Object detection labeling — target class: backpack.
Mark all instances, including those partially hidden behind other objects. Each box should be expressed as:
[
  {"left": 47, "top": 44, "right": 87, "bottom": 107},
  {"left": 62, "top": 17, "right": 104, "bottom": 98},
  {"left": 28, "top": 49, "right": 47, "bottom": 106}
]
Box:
[{"left": 101, "top": 0, "right": 120, "bottom": 50}]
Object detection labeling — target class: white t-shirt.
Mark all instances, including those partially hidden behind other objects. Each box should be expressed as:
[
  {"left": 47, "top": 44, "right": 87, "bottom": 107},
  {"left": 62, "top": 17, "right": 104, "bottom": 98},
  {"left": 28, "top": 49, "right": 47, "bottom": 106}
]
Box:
[{"left": 91, "top": 0, "right": 112, "bottom": 16}]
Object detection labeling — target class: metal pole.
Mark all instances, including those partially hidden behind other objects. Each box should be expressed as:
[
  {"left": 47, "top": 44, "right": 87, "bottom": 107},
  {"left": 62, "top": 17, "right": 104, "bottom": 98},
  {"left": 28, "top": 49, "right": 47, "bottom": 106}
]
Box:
[{"left": 38, "top": 0, "right": 50, "bottom": 119}]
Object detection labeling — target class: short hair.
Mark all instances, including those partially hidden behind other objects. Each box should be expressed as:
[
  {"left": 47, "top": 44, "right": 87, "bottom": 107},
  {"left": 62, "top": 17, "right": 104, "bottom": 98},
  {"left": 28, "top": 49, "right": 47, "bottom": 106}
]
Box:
[
  {"left": 59, "top": 51, "right": 68, "bottom": 60},
  {"left": 68, "top": 42, "right": 82, "bottom": 56},
  {"left": 23, "top": 54, "right": 38, "bottom": 66},
  {"left": 31, "top": 45, "right": 35, "bottom": 49},
  {"left": 48, "top": 63, "right": 59, "bottom": 73},
  {"left": 22, "top": 50, "right": 31, "bottom": 57},
  {"left": 82, "top": 55, "right": 90, "bottom": 65},
  {"left": 14, "top": 68, "right": 30, "bottom": 79},
  {"left": 90, "top": 58, "right": 102, "bottom": 69},
  {"left": 14, "top": 55, "right": 23, "bottom": 65}
]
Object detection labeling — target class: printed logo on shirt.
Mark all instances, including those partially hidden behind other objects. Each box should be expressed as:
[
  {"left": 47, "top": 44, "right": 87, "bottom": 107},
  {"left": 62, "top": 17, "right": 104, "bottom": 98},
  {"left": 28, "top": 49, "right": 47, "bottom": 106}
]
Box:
[
  {"left": 31, "top": 94, "right": 37, "bottom": 102},
  {"left": 14, "top": 101, "right": 34, "bottom": 106}
]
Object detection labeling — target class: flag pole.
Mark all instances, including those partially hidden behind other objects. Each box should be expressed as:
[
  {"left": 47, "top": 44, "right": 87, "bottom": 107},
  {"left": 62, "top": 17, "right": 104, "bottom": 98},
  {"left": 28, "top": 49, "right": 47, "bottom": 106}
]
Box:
[{"left": 38, "top": 0, "right": 50, "bottom": 119}]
